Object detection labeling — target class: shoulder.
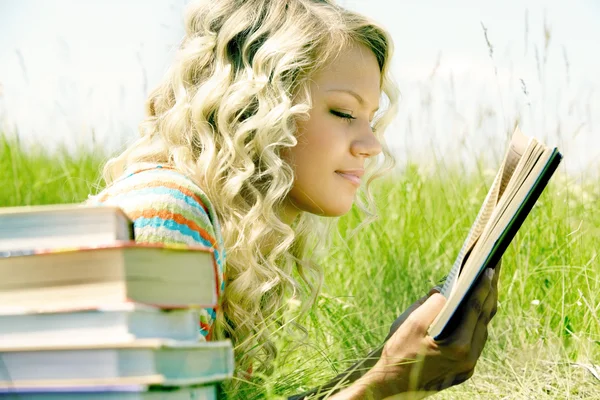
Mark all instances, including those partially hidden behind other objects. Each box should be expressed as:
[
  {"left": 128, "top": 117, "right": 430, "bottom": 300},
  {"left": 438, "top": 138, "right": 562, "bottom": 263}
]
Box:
[
  {"left": 89, "top": 163, "right": 225, "bottom": 262},
  {"left": 92, "top": 163, "right": 210, "bottom": 215}
]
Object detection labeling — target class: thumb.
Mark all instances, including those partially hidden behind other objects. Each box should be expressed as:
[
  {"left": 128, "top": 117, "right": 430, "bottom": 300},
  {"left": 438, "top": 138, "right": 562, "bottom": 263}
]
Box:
[{"left": 408, "top": 293, "right": 446, "bottom": 327}]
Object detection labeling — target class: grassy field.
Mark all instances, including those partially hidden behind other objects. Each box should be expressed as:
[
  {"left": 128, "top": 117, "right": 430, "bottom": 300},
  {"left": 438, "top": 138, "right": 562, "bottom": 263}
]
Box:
[{"left": 1, "top": 135, "right": 598, "bottom": 399}]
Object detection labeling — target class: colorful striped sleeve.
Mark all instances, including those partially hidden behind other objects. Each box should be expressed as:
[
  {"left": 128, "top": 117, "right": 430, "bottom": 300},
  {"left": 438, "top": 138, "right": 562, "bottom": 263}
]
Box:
[{"left": 88, "top": 164, "right": 226, "bottom": 340}]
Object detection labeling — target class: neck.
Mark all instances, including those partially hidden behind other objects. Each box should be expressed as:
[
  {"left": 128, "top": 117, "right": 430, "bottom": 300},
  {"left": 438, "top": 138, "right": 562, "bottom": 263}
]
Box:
[{"left": 278, "top": 198, "right": 302, "bottom": 225}]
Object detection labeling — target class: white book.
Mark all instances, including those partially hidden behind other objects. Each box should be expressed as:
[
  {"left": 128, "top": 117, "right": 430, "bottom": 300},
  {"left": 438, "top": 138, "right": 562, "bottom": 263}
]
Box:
[
  {"left": 0, "top": 204, "right": 132, "bottom": 253},
  {"left": 0, "top": 339, "right": 234, "bottom": 389},
  {"left": 0, "top": 304, "right": 200, "bottom": 347}
]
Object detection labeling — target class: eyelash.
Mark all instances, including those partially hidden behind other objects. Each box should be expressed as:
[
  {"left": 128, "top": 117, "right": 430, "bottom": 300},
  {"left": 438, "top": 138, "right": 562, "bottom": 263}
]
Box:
[
  {"left": 330, "top": 110, "right": 377, "bottom": 131},
  {"left": 330, "top": 110, "right": 356, "bottom": 122}
]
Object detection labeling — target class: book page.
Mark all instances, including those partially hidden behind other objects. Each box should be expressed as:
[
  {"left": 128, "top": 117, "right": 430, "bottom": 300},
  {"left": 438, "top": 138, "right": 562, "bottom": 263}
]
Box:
[
  {"left": 477, "top": 144, "right": 546, "bottom": 245},
  {"left": 441, "top": 127, "right": 530, "bottom": 297},
  {"left": 430, "top": 143, "right": 559, "bottom": 339},
  {"left": 446, "top": 146, "right": 553, "bottom": 304}
]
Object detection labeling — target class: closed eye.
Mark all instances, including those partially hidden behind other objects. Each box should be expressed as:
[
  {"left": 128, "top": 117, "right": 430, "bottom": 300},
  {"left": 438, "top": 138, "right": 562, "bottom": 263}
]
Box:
[
  {"left": 330, "top": 110, "right": 356, "bottom": 122},
  {"left": 331, "top": 110, "right": 378, "bottom": 132}
]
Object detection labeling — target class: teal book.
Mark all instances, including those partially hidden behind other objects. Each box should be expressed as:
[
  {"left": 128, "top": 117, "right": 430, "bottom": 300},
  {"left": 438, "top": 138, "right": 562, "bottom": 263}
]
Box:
[
  {"left": 0, "top": 304, "right": 201, "bottom": 347},
  {"left": 0, "top": 339, "right": 234, "bottom": 389}
]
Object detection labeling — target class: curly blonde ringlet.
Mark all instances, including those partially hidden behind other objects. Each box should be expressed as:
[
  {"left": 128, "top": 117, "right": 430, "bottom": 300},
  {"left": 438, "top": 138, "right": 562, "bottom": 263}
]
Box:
[{"left": 102, "top": 0, "right": 399, "bottom": 377}]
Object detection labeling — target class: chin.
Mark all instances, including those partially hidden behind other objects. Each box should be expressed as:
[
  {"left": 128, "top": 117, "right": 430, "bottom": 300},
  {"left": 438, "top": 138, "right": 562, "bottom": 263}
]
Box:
[
  {"left": 319, "top": 201, "right": 354, "bottom": 217},
  {"left": 289, "top": 192, "right": 354, "bottom": 218}
]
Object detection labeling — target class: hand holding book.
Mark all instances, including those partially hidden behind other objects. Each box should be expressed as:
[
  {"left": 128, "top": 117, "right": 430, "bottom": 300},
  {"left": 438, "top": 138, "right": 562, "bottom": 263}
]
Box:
[{"left": 331, "top": 265, "right": 499, "bottom": 399}]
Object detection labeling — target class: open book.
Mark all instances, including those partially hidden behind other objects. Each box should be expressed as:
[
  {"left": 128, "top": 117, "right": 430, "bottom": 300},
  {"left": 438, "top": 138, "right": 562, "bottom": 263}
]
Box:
[{"left": 428, "top": 127, "right": 563, "bottom": 340}]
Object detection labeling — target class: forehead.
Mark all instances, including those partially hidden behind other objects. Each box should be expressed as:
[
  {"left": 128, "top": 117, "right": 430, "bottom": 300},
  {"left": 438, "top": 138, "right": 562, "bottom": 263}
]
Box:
[{"left": 311, "top": 43, "right": 381, "bottom": 100}]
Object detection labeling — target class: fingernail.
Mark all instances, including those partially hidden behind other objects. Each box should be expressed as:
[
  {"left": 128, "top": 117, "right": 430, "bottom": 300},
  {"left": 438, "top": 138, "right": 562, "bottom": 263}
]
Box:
[{"left": 486, "top": 268, "right": 494, "bottom": 279}]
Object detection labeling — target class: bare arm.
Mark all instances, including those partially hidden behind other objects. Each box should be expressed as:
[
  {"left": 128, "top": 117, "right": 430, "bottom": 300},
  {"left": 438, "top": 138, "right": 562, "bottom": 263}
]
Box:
[
  {"left": 287, "top": 289, "right": 437, "bottom": 399},
  {"left": 290, "top": 261, "right": 501, "bottom": 400}
]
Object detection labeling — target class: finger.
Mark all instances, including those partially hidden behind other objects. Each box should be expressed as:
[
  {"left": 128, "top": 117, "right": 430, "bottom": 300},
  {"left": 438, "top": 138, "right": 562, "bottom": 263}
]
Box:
[
  {"left": 483, "top": 273, "right": 499, "bottom": 322},
  {"left": 451, "top": 369, "right": 475, "bottom": 386},
  {"left": 487, "top": 260, "right": 500, "bottom": 320},
  {"left": 451, "top": 268, "right": 493, "bottom": 343},
  {"left": 491, "top": 258, "right": 502, "bottom": 289},
  {"left": 431, "top": 368, "right": 474, "bottom": 392},
  {"left": 438, "top": 372, "right": 458, "bottom": 391},
  {"left": 406, "top": 293, "right": 446, "bottom": 334},
  {"left": 494, "top": 258, "right": 502, "bottom": 270},
  {"left": 468, "top": 286, "right": 497, "bottom": 365},
  {"left": 429, "top": 285, "right": 442, "bottom": 296},
  {"left": 386, "top": 294, "right": 430, "bottom": 340},
  {"left": 413, "top": 293, "right": 431, "bottom": 309},
  {"left": 401, "top": 294, "right": 430, "bottom": 319},
  {"left": 469, "top": 309, "right": 490, "bottom": 362}
]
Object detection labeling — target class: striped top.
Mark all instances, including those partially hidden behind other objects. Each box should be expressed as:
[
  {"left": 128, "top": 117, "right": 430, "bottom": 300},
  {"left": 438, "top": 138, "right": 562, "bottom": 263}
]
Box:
[{"left": 88, "top": 163, "right": 225, "bottom": 340}]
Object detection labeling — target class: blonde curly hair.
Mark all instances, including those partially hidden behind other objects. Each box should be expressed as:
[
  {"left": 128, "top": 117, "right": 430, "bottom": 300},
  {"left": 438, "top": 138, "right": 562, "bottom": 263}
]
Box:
[{"left": 102, "top": 0, "right": 399, "bottom": 376}]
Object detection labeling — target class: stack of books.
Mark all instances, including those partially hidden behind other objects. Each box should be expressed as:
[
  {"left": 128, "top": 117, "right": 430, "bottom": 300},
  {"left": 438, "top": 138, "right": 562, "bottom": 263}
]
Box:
[{"left": 0, "top": 204, "right": 234, "bottom": 399}]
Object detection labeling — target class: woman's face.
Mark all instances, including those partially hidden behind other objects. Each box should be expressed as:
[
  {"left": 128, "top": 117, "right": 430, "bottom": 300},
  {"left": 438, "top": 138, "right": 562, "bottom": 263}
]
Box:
[{"left": 281, "top": 43, "right": 382, "bottom": 223}]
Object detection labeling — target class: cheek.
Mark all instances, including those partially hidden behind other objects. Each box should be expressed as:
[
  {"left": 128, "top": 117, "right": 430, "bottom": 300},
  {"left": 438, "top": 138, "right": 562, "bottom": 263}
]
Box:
[
  {"left": 289, "top": 116, "right": 338, "bottom": 176},
  {"left": 283, "top": 116, "right": 356, "bottom": 216}
]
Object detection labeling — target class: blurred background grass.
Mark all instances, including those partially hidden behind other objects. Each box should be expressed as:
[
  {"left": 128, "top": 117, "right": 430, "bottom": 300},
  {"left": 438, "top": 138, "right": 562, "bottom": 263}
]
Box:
[{"left": 0, "top": 135, "right": 105, "bottom": 206}]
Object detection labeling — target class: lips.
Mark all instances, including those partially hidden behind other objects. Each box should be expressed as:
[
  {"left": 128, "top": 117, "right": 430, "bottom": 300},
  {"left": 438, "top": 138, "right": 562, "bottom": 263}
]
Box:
[{"left": 335, "top": 169, "right": 364, "bottom": 186}]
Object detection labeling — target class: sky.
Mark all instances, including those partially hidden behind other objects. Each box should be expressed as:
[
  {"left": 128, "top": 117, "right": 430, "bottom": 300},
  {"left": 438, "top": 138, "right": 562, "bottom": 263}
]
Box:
[{"left": 0, "top": 0, "right": 598, "bottom": 174}]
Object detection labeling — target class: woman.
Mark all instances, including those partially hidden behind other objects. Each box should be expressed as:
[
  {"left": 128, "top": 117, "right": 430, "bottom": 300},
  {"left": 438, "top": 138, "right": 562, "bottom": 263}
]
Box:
[{"left": 89, "top": 0, "right": 499, "bottom": 398}]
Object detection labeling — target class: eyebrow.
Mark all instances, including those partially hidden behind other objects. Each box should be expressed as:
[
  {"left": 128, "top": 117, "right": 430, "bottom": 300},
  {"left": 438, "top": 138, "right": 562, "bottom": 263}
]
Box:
[{"left": 326, "top": 89, "right": 379, "bottom": 113}]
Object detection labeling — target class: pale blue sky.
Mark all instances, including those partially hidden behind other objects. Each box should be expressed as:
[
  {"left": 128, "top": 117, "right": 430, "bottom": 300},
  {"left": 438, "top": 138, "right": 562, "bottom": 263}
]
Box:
[{"left": 0, "top": 0, "right": 598, "bottom": 173}]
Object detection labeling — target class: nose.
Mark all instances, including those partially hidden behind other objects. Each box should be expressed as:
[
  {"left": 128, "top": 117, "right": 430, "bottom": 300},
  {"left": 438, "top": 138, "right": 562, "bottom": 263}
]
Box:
[{"left": 350, "top": 121, "right": 382, "bottom": 158}]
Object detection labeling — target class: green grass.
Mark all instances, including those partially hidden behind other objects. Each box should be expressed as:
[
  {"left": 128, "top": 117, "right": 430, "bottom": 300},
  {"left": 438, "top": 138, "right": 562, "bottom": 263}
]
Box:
[
  {"left": 1, "top": 135, "right": 599, "bottom": 399},
  {"left": 0, "top": 135, "right": 107, "bottom": 207}
]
